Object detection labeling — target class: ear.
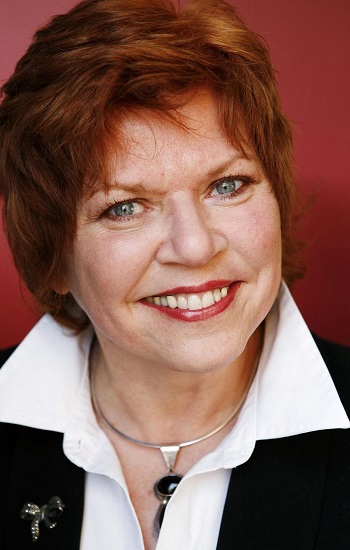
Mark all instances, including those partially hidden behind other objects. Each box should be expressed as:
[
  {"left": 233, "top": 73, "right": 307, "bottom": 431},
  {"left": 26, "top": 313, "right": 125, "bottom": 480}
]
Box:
[
  {"left": 53, "top": 285, "right": 70, "bottom": 295},
  {"left": 52, "top": 275, "right": 70, "bottom": 296}
]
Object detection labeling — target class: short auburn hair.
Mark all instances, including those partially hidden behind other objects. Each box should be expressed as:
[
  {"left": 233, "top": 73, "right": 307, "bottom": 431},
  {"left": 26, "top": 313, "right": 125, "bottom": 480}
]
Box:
[{"left": 0, "top": 0, "right": 302, "bottom": 331}]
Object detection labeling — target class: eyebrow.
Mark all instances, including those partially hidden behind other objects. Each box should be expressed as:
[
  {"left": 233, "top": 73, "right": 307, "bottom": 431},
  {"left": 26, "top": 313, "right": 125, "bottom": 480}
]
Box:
[
  {"left": 206, "top": 153, "right": 254, "bottom": 179},
  {"left": 87, "top": 181, "right": 152, "bottom": 200}
]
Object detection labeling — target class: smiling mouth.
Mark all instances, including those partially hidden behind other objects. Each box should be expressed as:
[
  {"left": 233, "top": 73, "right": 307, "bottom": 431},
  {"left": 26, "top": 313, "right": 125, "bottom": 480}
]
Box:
[{"left": 145, "top": 285, "right": 229, "bottom": 311}]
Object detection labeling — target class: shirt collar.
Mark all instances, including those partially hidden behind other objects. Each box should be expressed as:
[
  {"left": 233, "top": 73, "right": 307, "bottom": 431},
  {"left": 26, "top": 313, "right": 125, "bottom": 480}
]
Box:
[
  {"left": 255, "top": 282, "right": 349, "bottom": 439},
  {"left": 0, "top": 316, "right": 93, "bottom": 432},
  {"left": 0, "top": 282, "right": 348, "bottom": 476}
]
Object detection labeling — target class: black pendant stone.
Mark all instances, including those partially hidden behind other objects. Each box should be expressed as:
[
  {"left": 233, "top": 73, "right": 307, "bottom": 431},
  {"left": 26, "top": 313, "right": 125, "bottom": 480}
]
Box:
[{"left": 154, "top": 474, "right": 182, "bottom": 498}]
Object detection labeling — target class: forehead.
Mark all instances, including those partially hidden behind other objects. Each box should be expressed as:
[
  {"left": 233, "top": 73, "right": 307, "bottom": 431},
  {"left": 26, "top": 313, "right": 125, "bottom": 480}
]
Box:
[{"left": 115, "top": 91, "right": 253, "bottom": 176}]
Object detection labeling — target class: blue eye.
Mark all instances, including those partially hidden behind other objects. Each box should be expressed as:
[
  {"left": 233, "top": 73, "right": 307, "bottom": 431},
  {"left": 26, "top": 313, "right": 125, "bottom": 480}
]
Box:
[
  {"left": 215, "top": 178, "right": 239, "bottom": 194},
  {"left": 213, "top": 176, "right": 245, "bottom": 196},
  {"left": 208, "top": 174, "right": 254, "bottom": 201},
  {"left": 112, "top": 202, "right": 135, "bottom": 217},
  {"left": 104, "top": 199, "right": 146, "bottom": 222}
]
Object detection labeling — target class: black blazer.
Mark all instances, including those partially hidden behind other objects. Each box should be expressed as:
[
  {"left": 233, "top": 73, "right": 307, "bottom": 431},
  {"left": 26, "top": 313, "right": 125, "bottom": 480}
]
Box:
[{"left": 1, "top": 335, "right": 350, "bottom": 549}]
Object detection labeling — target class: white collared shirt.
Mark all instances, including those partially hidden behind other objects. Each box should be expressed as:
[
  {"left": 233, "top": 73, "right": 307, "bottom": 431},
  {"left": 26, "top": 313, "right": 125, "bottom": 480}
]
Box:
[{"left": 0, "top": 282, "right": 348, "bottom": 550}]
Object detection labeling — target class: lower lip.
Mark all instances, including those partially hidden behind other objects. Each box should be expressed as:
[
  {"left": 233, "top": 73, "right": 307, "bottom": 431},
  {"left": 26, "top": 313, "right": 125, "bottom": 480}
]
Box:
[{"left": 141, "top": 282, "right": 241, "bottom": 322}]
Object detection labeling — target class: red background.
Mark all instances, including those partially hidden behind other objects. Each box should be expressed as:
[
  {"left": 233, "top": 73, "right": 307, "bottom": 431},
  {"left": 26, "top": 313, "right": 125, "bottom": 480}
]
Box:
[{"left": 1, "top": 0, "right": 349, "bottom": 348}]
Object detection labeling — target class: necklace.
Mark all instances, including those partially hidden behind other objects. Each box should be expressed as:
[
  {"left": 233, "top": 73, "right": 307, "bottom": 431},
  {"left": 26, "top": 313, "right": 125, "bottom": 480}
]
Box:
[{"left": 91, "top": 382, "right": 249, "bottom": 531}]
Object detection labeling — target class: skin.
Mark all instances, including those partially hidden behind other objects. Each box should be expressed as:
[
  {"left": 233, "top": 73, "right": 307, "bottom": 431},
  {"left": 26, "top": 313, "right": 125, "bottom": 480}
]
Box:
[{"left": 64, "top": 88, "right": 282, "bottom": 548}]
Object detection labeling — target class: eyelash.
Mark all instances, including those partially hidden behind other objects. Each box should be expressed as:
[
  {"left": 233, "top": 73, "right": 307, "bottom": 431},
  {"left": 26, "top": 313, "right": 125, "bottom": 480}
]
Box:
[
  {"left": 208, "top": 174, "right": 255, "bottom": 199},
  {"left": 98, "top": 174, "right": 255, "bottom": 222},
  {"left": 97, "top": 198, "right": 147, "bottom": 223}
]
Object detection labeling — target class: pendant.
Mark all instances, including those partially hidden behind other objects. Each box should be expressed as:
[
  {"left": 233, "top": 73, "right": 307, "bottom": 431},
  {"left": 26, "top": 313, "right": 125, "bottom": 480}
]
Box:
[
  {"left": 154, "top": 473, "right": 183, "bottom": 530},
  {"left": 153, "top": 445, "right": 183, "bottom": 531}
]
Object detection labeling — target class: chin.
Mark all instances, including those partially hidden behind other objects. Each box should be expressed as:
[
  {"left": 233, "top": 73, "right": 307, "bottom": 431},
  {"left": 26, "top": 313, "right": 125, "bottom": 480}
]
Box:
[{"left": 161, "top": 334, "right": 250, "bottom": 375}]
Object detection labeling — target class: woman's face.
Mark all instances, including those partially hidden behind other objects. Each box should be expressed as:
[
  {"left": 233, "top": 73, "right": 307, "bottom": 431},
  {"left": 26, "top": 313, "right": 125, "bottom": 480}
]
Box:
[{"left": 67, "top": 89, "right": 282, "bottom": 374}]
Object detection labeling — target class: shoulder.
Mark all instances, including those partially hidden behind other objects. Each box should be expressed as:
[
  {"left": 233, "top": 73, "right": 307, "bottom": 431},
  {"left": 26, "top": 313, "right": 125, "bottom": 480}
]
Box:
[
  {"left": 0, "top": 345, "right": 17, "bottom": 367},
  {"left": 312, "top": 334, "right": 350, "bottom": 414}
]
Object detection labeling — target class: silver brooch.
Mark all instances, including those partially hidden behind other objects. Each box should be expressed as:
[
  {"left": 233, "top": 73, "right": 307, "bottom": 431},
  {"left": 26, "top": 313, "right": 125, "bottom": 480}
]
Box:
[{"left": 20, "top": 496, "right": 65, "bottom": 542}]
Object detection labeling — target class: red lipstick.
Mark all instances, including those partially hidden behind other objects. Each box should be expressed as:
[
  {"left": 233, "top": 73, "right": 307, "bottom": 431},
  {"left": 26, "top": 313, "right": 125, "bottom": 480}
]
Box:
[{"left": 141, "top": 281, "right": 241, "bottom": 322}]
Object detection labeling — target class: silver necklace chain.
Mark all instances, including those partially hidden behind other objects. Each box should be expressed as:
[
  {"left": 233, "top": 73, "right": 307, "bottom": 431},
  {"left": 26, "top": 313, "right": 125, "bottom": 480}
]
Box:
[
  {"left": 91, "top": 358, "right": 258, "bottom": 473},
  {"left": 92, "top": 385, "right": 242, "bottom": 450}
]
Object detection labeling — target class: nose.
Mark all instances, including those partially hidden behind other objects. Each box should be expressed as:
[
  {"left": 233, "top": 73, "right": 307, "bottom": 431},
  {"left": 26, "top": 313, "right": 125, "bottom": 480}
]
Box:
[{"left": 155, "top": 193, "right": 227, "bottom": 267}]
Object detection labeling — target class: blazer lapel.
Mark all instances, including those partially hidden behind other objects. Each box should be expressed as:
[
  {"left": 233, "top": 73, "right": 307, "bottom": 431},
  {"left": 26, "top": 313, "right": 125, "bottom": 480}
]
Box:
[
  {"left": 5, "top": 425, "right": 84, "bottom": 550},
  {"left": 216, "top": 430, "right": 329, "bottom": 550}
]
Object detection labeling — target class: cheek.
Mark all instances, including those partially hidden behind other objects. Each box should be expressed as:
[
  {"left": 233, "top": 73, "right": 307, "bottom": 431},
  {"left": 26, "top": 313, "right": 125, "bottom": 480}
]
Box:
[
  {"left": 67, "top": 231, "right": 154, "bottom": 307},
  {"left": 228, "top": 198, "right": 282, "bottom": 267},
  {"left": 254, "top": 207, "right": 282, "bottom": 258}
]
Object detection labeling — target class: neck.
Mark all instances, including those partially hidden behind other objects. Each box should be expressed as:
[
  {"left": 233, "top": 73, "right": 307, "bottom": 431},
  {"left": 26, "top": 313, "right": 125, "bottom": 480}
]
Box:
[{"left": 91, "top": 326, "right": 262, "bottom": 444}]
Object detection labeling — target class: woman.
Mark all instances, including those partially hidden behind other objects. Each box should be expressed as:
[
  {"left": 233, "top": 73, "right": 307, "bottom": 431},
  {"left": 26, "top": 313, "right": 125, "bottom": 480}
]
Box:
[{"left": 0, "top": 0, "right": 349, "bottom": 549}]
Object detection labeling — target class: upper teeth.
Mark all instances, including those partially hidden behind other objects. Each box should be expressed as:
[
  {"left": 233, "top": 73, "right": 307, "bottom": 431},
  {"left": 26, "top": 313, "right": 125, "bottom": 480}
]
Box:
[{"left": 145, "top": 286, "right": 229, "bottom": 310}]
